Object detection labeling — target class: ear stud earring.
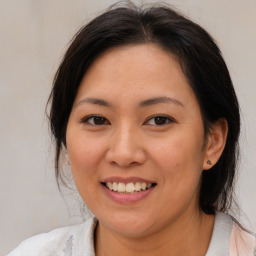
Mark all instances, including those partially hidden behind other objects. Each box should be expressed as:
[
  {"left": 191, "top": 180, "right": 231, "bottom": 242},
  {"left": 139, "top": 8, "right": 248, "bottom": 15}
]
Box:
[{"left": 207, "top": 160, "right": 212, "bottom": 165}]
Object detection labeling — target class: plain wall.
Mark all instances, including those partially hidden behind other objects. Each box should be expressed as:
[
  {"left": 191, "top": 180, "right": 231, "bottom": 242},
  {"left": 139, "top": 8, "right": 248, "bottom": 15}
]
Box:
[{"left": 0, "top": 0, "right": 255, "bottom": 255}]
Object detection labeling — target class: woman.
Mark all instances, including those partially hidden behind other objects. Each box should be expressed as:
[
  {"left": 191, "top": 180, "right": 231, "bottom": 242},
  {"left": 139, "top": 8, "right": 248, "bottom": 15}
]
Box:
[{"left": 7, "top": 3, "right": 256, "bottom": 256}]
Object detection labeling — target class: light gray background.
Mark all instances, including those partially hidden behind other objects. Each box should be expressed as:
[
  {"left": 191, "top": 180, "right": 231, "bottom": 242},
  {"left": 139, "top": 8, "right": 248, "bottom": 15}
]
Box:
[{"left": 0, "top": 0, "right": 255, "bottom": 255}]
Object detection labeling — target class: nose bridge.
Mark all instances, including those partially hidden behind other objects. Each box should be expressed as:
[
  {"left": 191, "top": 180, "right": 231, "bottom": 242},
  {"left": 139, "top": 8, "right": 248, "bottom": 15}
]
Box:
[{"left": 106, "top": 121, "right": 145, "bottom": 166}]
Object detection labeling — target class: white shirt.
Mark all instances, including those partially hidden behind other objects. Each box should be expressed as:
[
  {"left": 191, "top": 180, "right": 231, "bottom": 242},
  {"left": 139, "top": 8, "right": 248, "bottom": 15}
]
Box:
[{"left": 7, "top": 212, "right": 256, "bottom": 256}]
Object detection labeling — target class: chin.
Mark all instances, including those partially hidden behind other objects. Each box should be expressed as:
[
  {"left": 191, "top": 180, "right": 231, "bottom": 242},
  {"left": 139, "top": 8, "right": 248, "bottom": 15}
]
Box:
[{"left": 99, "top": 211, "right": 158, "bottom": 238}]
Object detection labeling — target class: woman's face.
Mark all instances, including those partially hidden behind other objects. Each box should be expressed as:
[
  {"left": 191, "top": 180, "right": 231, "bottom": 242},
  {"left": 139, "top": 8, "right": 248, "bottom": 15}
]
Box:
[{"left": 66, "top": 44, "right": 211, "bottom": 238}]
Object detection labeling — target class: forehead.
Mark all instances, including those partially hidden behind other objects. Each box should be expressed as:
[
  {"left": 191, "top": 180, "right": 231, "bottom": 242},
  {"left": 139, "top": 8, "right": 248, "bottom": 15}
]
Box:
[{"left": 74, "top": 44, "right": 197, "bottom": 106}]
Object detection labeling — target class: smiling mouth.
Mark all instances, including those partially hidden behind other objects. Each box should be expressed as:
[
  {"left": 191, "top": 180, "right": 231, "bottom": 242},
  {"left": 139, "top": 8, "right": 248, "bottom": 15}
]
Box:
[{"left": 102, "top": 182, "right": 157, "bottom": 194}]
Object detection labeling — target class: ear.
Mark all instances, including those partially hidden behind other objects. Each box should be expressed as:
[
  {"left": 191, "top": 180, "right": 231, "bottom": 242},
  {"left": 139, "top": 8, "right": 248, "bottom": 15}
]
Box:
[{"left": 203, "top": 118, "right": 228, "bottom": 170}]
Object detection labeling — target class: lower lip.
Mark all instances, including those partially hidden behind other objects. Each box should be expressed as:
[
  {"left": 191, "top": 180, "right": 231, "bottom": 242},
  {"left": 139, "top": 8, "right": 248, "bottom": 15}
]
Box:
[{"left": 101, "top": 184, "right": 156, "bottom": 204}]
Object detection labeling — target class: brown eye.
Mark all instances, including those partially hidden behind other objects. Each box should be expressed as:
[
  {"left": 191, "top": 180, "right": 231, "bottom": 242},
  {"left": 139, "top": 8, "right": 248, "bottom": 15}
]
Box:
[
  {"left": 82, "top": 115, "right": 109, "bottom": 125},
  {"left": 146, "top": 116, "right": 173, "bottom": 126}
]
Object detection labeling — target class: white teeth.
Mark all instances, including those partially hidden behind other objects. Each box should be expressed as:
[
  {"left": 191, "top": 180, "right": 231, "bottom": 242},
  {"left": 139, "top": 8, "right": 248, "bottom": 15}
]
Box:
[
  {"left": 141, "top": 182, "right": 147, "bottom": 190},
  {"left": 112, "top": 182, "right": 118, "bottom": 192},
  {"left": 105, "top": 181, "right": 154, "bottom": 193},
  {"left": 135, "top": 182, "right": 142, "bottom": 192},
  {"left": 106, "top": 182, "right": 113, "bottom": 190},
  {"left": 147, "top": 183, "right": 152, "bottom": 189},
  {"left": 126, "top": 183, "right": 135, "bottom": 193},
  {"left": 117, "top": 183, "right": 126, "bottom": 192}
]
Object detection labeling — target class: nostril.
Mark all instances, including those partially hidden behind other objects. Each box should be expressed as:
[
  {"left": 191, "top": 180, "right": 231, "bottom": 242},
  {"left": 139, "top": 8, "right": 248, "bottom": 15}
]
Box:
[
  {"left": 128, "top": 162, "right": 142, "bottom": 167},
  {"left": 109, "top": 160, "right": 141, "bottom": 167}
]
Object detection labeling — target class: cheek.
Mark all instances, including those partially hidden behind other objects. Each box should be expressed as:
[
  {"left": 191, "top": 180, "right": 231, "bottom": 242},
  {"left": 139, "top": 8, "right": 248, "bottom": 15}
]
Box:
[
  {"left": 148, "top": 130, "right": 205, "bottom": 186},
  {"left": 151, "top": 135, "right": 203, "bottom": 166},
  {"left": 66, "top": 131, "right": 107, "bottom": 192},
  {"left": 148, "top": 136, "right": 204, "bottom": 215},
  {"left": 68, "top": 132, "right": 103, "bottom": 166},
  {"left": 66, "top": 134, "right": 105, "bottom": 206}
]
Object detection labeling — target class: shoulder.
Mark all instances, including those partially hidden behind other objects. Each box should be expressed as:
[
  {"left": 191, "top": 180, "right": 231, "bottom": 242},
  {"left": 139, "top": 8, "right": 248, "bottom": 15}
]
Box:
[
  {"left": 230, "top": 216, "right": 256, "bottom": 256},
  {"left": 206, "top": 212, "right": 256, "bottom": 256},
  {"left": 6, "top": 217, "right": 97, "bottom": 256}
]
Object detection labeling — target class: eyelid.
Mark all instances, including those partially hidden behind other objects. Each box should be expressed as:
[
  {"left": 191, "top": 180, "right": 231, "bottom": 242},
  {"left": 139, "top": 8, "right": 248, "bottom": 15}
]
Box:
[
  {"left": 80, "top": 114, "right": 175, "bottom": 126},
  {"left": 144, "top": 115, "right": 175, "bottom": 126},
  {"left": 81, "top": 115, "right": 110, "bottom": 125}
]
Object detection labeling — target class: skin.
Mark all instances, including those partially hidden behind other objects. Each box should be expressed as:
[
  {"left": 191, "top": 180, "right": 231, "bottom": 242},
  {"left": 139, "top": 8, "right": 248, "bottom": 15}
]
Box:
[{"left": 66, "top": 44, "right": 228, "bottom": 256}]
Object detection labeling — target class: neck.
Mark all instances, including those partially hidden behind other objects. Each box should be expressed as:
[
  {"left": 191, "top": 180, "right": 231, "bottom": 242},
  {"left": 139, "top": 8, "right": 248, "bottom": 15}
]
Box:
[{"left": 95, "top": 210, "right": 215, "bottom": 256}]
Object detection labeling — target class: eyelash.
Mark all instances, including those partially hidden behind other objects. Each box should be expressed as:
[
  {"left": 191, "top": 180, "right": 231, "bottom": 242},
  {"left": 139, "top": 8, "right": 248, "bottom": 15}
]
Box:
[
  {"left": 144, "top": 115, "right": 174, "bottom": 126},
  {"left": 81, "top": 115, "right": 110, "bottom": 125},
  {"left": 81, "top": 115, "right": 174, "bottom": 126}
]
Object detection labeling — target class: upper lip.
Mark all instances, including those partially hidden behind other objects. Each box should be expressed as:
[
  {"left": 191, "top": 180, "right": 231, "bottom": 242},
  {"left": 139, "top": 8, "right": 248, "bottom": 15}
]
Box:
[{"left": 101, "top": 176, "right": 156, "bottom": 184}]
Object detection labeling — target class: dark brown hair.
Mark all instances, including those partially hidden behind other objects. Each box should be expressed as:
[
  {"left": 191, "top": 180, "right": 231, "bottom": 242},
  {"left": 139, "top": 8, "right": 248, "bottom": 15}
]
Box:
[{"left": 48, "top": 3, "right": 240, "bottom": 214}]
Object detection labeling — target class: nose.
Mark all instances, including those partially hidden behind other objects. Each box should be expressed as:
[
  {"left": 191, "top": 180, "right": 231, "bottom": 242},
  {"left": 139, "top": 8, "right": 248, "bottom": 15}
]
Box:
[{"left": 105, "top": 124, "right": 146, "bottom": 167}]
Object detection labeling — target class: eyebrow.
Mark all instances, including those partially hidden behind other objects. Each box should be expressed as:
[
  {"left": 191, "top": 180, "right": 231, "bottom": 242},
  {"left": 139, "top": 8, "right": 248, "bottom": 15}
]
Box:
[
  {"left": 75, "top": 98, "right": 112, "bottom": 108},
  {"left": 75, "top": 96, "right": 184, "bottom": 108},
  {"left": 139, "top": 97, "right": 184, "bottom": 107}
]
